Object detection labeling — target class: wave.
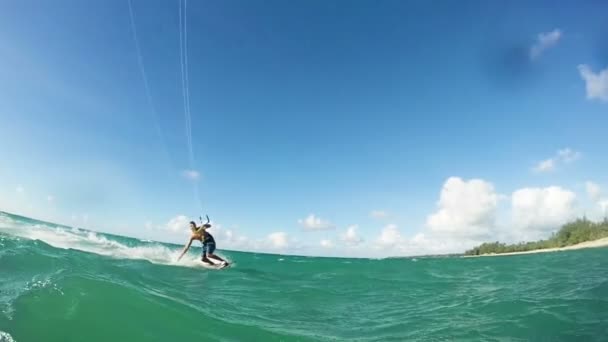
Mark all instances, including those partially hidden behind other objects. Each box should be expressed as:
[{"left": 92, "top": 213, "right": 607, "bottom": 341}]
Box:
[
  {"left": 0, "top": 216, "right": 224, "bottom": 269},
  {"left": 0, "top": 331, "right": 16, "bottom": 342}
]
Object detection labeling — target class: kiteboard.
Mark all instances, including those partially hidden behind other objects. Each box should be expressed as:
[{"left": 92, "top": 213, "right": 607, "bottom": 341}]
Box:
[{"left": 199, "top": 257, "right": 230, "bottom": 270}]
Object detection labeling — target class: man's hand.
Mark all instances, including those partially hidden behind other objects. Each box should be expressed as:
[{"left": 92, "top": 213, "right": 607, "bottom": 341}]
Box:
[{"left": 177, "top": 237, "right": 194, "bottom": 262}]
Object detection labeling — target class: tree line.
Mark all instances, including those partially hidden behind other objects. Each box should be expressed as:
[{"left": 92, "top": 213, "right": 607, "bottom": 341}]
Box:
[{"left": 464, "top": 217, "right": 608, "bottom": 256}]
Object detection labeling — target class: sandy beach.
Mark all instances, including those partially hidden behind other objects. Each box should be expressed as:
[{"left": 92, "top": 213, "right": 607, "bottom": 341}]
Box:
[{"left": 463, "top": 237, "right": 608, "bottom": 258}]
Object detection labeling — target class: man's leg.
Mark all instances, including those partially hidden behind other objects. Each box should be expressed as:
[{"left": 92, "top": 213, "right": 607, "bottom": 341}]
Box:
[
  {"left": 206, "top": 243, "right": 229, "bottom": 265},
  {"left": 201, "top": 245, "right": 214, "bottom": 265},
  {"left": 201, "top": 256, "right": 215, "bottom": 265},
  {"left": 208, "top": 253, "right": 227, "bottom": 263}
]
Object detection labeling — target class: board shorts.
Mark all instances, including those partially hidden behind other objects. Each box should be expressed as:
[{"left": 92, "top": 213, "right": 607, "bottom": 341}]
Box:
[{"left": 202, "top": 241, "right": 216, "bottom": 256}]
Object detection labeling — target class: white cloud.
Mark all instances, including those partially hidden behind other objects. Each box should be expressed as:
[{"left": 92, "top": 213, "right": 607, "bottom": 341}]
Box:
[
  {"left": 320, "top": 239, "right": 334, "bottom": 248},
  {"left": 298, "top": 214, "right": 334, "bottom": 231},
  {"left": 208, "top": 224, "right": 251, "bottom": 250},
  {"left": 578, "top": 65, "right": 608, "bottom": 102},
  {"left": 166, "top": 215, "right": 190, "bottom": 233},
  {"left": 533, "top": 159, "right": 555, "bottom": 173},
  {"left": 373, "top": 183, "right": 580, "bottom": 256},
  {"left": 142, "top": 216, "right": 291, "bottom": 254},
  {"left": 530, "top": 29, "right": 561, "bottom": 60},
  {"left": 426, "top": 177, "right": 499, "bottom": 237},
  {"left": 267, "top": 232, "right": 288, "bottom": 249},
  {"left": 142, "top": 217, "right": 255, "bottom": 251},
  {"left": 376, "top": 224, "right": 403, "bottom": 247},
  {"left": 533, "top": 148, "right": 581, "bottom": 173},
  {"left": 370, "top": 210, "right": 388, "bottom": 219},
  {"left": 216, "top": 225, "right": 249, "bottom": 250},
  {"left": 341, "top": 225, "right": 362, "bottom": 245},
  {"left": 600, "top": 200, "right": 608, "bottom": 216},
  {"left": 98, "top": 179, "right": 598, "bottom": 258},
  {"left": 557, "top": 148, "right": 581, "bottom": 163},
  {"left": 399, "top": 232, "right": 480, "bottom": 256},
  {"left": 582, "top": 182, "right": 607, "bottom": 221},
  {"left": 586, "top": 181, "right": 601, "bottom": 201},
  {"left": 511, "top": 186, "right": 577, "bottom": 233},
  {"left": 182, "top": 169, "right": 200, "bottom": 181}
]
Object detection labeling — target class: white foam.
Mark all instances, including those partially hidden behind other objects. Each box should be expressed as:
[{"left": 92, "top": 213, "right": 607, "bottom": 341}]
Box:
[
  {"left": 0, "top": 331, "right": 16, "bottom": 342},
  {"left": 0, "top": 221, "right": 226, "bottom": 269},
  {"left": 0, "top": 214, "right": 18, "bottom": 229}
]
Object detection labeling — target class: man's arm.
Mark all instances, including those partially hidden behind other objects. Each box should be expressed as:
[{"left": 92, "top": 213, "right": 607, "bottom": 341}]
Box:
[{"left": 177, "top": 237, "right": 194, "bottom": 261}]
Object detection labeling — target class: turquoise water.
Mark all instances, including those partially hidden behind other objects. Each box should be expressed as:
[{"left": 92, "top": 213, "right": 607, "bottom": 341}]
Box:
[{"left": 1, "top": 212, "right": 607, "bottom": 341}]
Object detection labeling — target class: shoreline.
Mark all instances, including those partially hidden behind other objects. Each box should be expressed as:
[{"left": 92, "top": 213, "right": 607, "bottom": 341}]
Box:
[{"left": 463, "top": 237, "right": 608, "bottom": 258}]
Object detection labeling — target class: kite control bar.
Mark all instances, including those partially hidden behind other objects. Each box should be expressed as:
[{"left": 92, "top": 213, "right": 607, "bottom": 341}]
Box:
[{"left": 199, "top": 215, "right": 210, "bottom": 226}]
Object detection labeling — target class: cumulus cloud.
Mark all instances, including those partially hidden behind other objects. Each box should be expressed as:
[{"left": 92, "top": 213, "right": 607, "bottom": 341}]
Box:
[
  {"left": 426, "top": 177, "right": 500, "bottom": 237},
  {"left": 145, "top": 217, "right": 255, "bottom": 251},
  {"left": 600, "top": 200, "right": 608, "bottom": 215},
  {"left": 341, "top": 225, "right": 362, "bottom": 245},
  {"left": 213, "top": 226, "right": 251, "bottom": 249},
  {"left": 182, "top": 169, "right": 200, "bottom": 181},
  {"left": 401, "top": 232, "right": 481, "bottom": 256},
  {"left": 534, "top": 159, "right": 555, "bottom": 172},
  {"left": 298, "top": 214, "right": 334, "bottom": 231},
  {"left": 347, "top": 227, "right": 484, "bottom": 257},
  {"left": 578, "top": 65, "right": 608, "bottom": 102},
  {"left": 400, "top": 183, "right": 579, "bottom": 255},
  {"left": 511, "top": 186, "right": 577, "bottom": 233},
  {"left": 376, "top": 224, "right": 403, "bottom": 247},
  {"left": 166, "top": 215, "right": 190, "bottom": 233},
  {"left": 370, "top": 210, "right": 388, "bottom": 219},
  {"left": 583, "top": 182, "right": 608, "bottom": 221},
  {"left": 144, "top": 179, "right": 594, "bottom": 258},
  {"left": 586, "top": 181, "right": 601, "bottom": 201},
  {"left": 145, "top": 215, "right": 290, "bottom": 253},
  {"left": 267, "top": 232, "right": 288, "bottom": 249},
  {"left": 557, "top": 148, "right": 581, "bottom": 163},
  {"left": 530, "top": 29, "right": 561, "bottom": 60},
  {"left": 320, "top": 239, "right": 334, "bottom": 248},
  {"left": 533, "top": 148, "right": 581, "bottom": 173}
]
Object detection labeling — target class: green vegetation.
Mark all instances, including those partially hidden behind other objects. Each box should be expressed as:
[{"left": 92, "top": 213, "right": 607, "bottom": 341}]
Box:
[{"left": 465, "top": 218, "right": 608, "bottom": 256}]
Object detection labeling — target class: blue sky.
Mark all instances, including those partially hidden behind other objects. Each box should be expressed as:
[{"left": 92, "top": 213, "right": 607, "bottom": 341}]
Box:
[{"left": 1, "top": 0, "right": 607, "bottom": 257}]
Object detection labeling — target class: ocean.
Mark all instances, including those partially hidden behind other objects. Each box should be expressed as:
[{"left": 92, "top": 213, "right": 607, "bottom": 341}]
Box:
[{"left": 1, "top": 211, "right": 607, "bottom": 341}]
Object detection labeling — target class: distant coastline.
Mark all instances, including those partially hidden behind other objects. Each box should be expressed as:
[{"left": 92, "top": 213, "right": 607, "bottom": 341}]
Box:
[
  {"left": 463, "top": 237, "right": 608, "bottom": 258},
  {"left": 464, "top": 218, "right": 608, "bottom": 258}
]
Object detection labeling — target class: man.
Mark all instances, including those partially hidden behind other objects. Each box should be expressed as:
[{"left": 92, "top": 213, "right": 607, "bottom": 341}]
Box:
[{"left": 177, "top": 220, "right": 229, "bottom": 268}]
